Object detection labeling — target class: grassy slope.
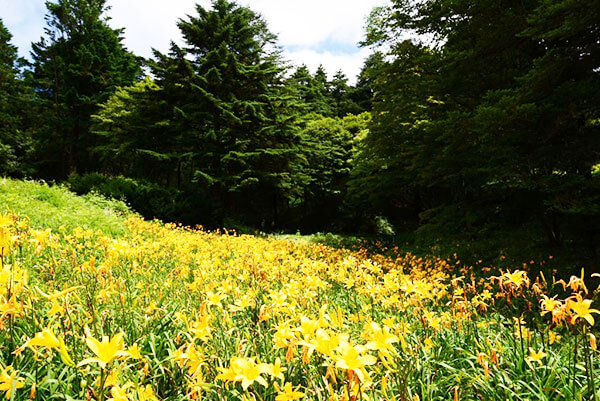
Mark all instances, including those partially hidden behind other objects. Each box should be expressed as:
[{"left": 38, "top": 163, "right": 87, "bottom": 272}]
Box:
[{"left": 0, "top": 178, "right": 132, "bottom": 235}]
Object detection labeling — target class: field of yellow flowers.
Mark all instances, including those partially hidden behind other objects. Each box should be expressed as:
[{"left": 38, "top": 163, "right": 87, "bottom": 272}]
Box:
[{"left": 1, "top": 196, "right": 600, "bottom": 400}]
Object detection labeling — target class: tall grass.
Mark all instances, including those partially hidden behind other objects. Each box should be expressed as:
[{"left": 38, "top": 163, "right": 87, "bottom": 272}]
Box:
[{"left": 0, "top": 178, "right": 131, "bottom": 235}]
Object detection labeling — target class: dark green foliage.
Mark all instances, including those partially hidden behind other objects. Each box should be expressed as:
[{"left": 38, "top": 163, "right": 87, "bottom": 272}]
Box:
[
  {"left": 30, "top": 0, "right": 140, "bottom": 178},
  {"left": 289, "top": 113, "right": 370, "bottom": 232},
  {"left": 92, "top": 77, "right": 181, "bottom": 184},
  {"left": 94, "top": 0, "right": 307, "bottom": 227},
  {"left": 352, "top": 0, "right": 600, "bottom": 267},
  {"left": 288, "top": 65, "right": 333, "bottom": 116},
  {"left": 350, "top": 52, "right": 383, "bottom": 112},
  {"left": 288, "top": 65, "right": 371, "bottom": 118},
  {"left": 67, "top": 173, "right": 221, "bottom": 227},
  {"left": 0, "top": 19, "right": 33, "bottom": 176},
  {"left": 330, "top": 70, "right": 362, "bottom": 117}
]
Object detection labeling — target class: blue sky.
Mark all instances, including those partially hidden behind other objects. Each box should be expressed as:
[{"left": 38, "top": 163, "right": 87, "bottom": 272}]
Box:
[{"left": 0, "top": 0, "right": 388, "bottom": 83}]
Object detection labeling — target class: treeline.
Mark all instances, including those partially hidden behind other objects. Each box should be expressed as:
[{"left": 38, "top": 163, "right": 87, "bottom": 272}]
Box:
[
  {"left": 0, "top": 0, "right": 374, "bottom": 232},
  {"left": 1, "top": 0, "right": 599, "bottom": 265}
]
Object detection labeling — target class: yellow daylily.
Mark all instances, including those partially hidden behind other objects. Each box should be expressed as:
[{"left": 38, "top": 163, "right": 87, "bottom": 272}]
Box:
[
  {"left": 527, "top": 348, "right": 547, "bottom": 364},
  {"left": 267, "top": 357, "right": 286, "bottom": 381},
  {"left": 0, "top": 366, "right": 24, "bottom": 400},
  {"left": 567, "top": 294, "right": 600, "bottom": 326},
  {"left": 276, "top": 382, "right": 304, "bottom": 401},
  {"left": 26, "top": 327, "right": 75, "bottom": 366},
  {"left": 364, "top": 322, "right": 399, "bottom": 356},
  {"left": 334, "top": 341, "right": 377, "bottom": 382},
  {"left": 78, "top": 332, "right": 128, "bottom": 368}
]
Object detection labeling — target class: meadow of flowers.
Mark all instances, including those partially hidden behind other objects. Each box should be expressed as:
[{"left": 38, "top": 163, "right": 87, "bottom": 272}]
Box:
[{"left": 0, "top": 206, "right": 599, "bottom": 400}]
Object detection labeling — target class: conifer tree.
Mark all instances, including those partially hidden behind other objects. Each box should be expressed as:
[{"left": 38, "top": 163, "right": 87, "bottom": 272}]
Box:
[
  {"left": 30, "top": 0, "right": 140, "bottom": 178},
  {"left": 157, "top": 0, "right": 306, "bottom": 225},
  {"left": 0, "top": 19, "right": 32, "bottom": 176},
  {"left": 288, "top": 65, "right": 333, "bottom": 116},
  {"left": 330, "top": 70, "right": 362, "bottom": 117},
  {"left": 96, "top": 0, "right": 307, "bottom": 226}
]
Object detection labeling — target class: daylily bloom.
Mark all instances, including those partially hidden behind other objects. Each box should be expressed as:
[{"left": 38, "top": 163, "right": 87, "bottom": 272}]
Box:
[
  {"left": 364, "top": 322, "right": 399, "bottom": 356},
  {"left": 527, "top": 348, "right": 547, "bottom": 364},
  {"left": 216, "top": 357, "right": 270, "bottom": 390},
  {"left": 267, "top": 358, "right": 286, "bottom": 381},
  {"left": 567, "top": 294, "right": 600, "bottom": 326},
  {"left": 0, "top": 366, "right": 24, "bottom": 400},
  {"left": 26, "top": 327, "right": 74, "bottom": 366},
  {"left": 276, "top": 382, "right": 304, "bottom": 401},
  {"left": 334, "top": 341, "right": 376, "bottom": 382},
  {"left": 78, "top": 332, "right": 128, "bottom": 368}
]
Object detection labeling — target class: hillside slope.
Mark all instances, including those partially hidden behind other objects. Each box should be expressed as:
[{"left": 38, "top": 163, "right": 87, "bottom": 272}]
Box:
[{"left": 0, "top": 178, "right": 131, "bottom": 235}]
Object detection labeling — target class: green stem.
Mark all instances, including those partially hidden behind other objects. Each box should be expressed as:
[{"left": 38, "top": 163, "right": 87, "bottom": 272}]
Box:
[
  {"left": 98, "top": 367, "right": 107, "bottom": 401},
  {"left": 573, "top": 331, "right": 579, "bottom": 398},
  {"left": 584, "top": 327, "right": 598, "bottom": 401}
]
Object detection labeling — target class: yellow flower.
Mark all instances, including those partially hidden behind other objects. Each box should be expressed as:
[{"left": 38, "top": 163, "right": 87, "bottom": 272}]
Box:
[
  {"left": 27, "top": 328, "right": 60, "bottom": 349},
  {"left": 206, "top": 291, "right": 226, "bottom": 307},
  {"left": 501, "top": 270, "right": 529, "bottom": 288},
  {"left": 567, "top": 294, "right": 600, "bottom": 326},
  {"left": 334, "top": 341, "right": 376, "bottom": 382},
  {"left": 527, "top": 348, "right": 547, "bottom": 364},
  {"left": 0, "top": 366, "right": 24, "bottom": 400},
  {"left": 78, "top": 332, "right": 128, "bottom": 368},
  {"left": 126, "top": 343, "right": 142, "bottom": 360},
  {"left": 107, "top": 384, "right": 132, "bottom": 401},
  {"left": 364, "top": 322, "right": 399, "bottom": 356},
  {"left": 0, "top": 214, "right": 12, "bottom": 227},
  {"left": 216, "top": 357, "right": 270, "bottom": 390},
  {"left": 137, "top": 385, "right": 158, "bottom": 401},
  {"left": 190, "top": 315, "right": 211, "bottom": 341},
  {"left": 540, "top": 295, "right": 561, "bottom": 316},
  {"left": 26, "top": 327, "right": 75, "bottom": 366},
  {"left": 173, "top": 343, "right": 203, "bottom": 375},
  {"left": 276, "top": 382, "right": 304, "bottom": 401},
  {"left": 590, "top": 333, "right": 597, "bottom": 351},
  {"left": 267, "top": 358, "right": 286, "bottom": 381}
]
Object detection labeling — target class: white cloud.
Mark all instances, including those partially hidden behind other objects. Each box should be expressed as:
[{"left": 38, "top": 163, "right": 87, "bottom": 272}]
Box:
[
  {"left": 0, "top": 0, "right": 45, "bottom": 57},
  {"left": 0, "top": 0, "right": 389, "bottom": 82},
  {"left": 107, "top": 0, "right": 387, "bottom": 82}
]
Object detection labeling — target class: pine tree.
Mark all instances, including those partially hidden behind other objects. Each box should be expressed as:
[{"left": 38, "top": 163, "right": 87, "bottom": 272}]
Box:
[
  {"left": 0, "top": 19, "right": 32, "bottom": 176},
  {"left": 30, "top": 0, "right": 140, "bottom": 178},
  {"left": 96, "top": 0, "right": 307, "bottom": 226},
  {"left": 288, "top": 65, "right": 333, "bottom": 116},
  {"left": 330, "top": 70, "right": 361, "bottom": 117},
  {"left": 163, "top": 0, "right": 306, "bottom": 225}
]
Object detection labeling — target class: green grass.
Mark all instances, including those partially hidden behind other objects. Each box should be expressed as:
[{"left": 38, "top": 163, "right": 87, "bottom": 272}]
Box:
[{"left": 0, "top": 178, "right": 132, "bottom": 235}]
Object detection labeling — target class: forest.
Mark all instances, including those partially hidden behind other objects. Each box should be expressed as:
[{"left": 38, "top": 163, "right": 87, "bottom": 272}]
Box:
[{"left": 1, "top": 0, "right": 599, "bottom": 270}]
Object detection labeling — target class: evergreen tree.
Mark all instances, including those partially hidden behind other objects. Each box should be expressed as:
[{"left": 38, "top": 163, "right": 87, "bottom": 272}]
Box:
[
  {"left": 0, "top": 19, "right": 32, "bottom": 176},
  {"left": 162, "top": 0, "right": 306, "bottom": 225},
  {"left": 30, "top": 0, "right": 140, "bottom": 178},
  {"left": 330, "top": 70, "right": 362, "bottom": 117},
  {"left": 288, "top": 65, "right": 333, "bottom": 116},
  {"left": 92, "top": 77, "right": 181, "bottom": 184},
  {"left": 96, "top": 0, "right": 307, "bottom": 226}
]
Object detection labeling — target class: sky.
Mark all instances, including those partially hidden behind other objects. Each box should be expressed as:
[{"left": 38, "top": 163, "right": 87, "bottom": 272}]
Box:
[{"left": 0, "top": 0, "right": 388, "bottom": 83}]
